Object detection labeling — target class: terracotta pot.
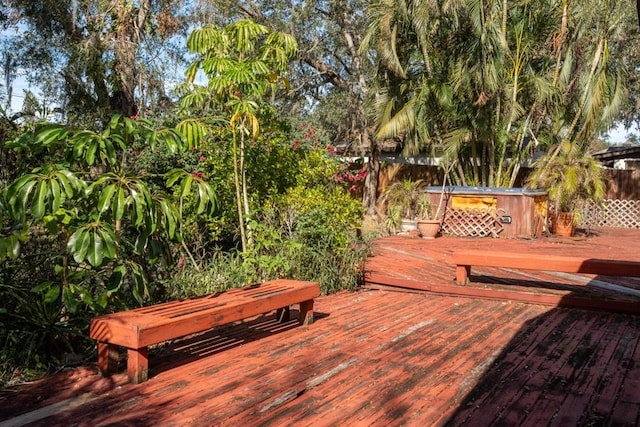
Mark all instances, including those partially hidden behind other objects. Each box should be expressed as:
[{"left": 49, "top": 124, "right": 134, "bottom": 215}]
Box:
[
  {"left": 553, "top": 211, "right": 575, "bottom": 237},
  {"left": 417, "top": 219, "right": 441, "bottom": 239}
]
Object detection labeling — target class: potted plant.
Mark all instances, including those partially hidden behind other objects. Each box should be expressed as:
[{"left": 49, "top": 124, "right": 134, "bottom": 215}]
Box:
[
  {"left": 526, "top": 141, "right": 606, "bottom": 236},
  {"left": 415, "top": 196, "right": 441, "bottom": 239},
  {"left": 382, "top": 179, "right": 425, "bottom": 234}
]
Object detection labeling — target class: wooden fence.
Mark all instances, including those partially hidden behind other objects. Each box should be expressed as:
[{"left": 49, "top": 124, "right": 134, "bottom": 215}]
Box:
[{"left": 580, "top": 200, "right": 640, "bottom": 229}]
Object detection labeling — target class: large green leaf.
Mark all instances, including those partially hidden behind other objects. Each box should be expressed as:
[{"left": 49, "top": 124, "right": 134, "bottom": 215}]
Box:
[
  {"left": 44, "top": 283, "right": 61, "bottom": 303},
  {"left": 107, "top": 265, "right": 126, "bottom": 295},
  {"left": 7, "top": 175, "right": 37, "bottom": 217},
  {"left": 98, "top": 226, "right": 117, "bottom": 259},
  {"left": 107, "top": 114, "right": 122, "bottom": 130},
  {"left": 128, "top": 188, "right": 146, "bottom": 227},
  {"left": 179, "top": 174, "right": 194, "bottom": 201},
  {"left": 128, "top": 261, "right": 149, "bottom": 304},
  {"left": 86, "top": 138, "right": 98, "bottom": 165},
  {"left": 68, "top": 228, "right": 91, "bottom": 263},
  {"left": 35, "top": 124, "right": 69, "bottom": 146},
  {"left": 97, "top": 184, "right": 116, "bottom": 215},
  {"left": 155, "top": 128, "right": 184, "bottom": 152},
  {"left": 102, "top": 137, "right": 117, "bottom": 164},
  {"left": 56, "top": 170, "right": 85, "bottom": 197},
  {"left": 157, "top": 197, "right": 178, "bottom": 238},
  {"left": 196, "top": 180, "right": 218, "bottom": 214},
  {"left": 31, "top": 281, "right": 61, "bottom": 304},
  {"left": 187, "top": 26, "right": 220, "bottom": 55},
  {"left": 176, "top": 119, "right": 207, "bottom": 149},
  {"left": 49, "top": 178, "right": 62, "bottom": 212},
  {"left": 114, "top": 187, "right": 126, "bottom": 221},
  {"left": 7, "top": 167, "right": 84, "bottom": 221},
  {"left": 62, "top": 285, "right": 79, "bottom": 314},
  {"left": 87, "top": 231, "right": 104, "bottom": 267},
  {"left": 184, "top": 61, "right": 201, "bottom": 84},
  {"left": 165, "top": 168, "right": 188, "bottom": 186},
  {"left": 0, "top": 233, "right": 22, "bottom": 260},
  {"left": 31, "top": 181, "right": 48, "bottom": 219}
]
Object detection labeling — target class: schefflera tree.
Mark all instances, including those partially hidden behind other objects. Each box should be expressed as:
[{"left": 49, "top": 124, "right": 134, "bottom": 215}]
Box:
[
  {"left": 180, "top": 19, "right": 298, "bottom": 253},
  {"left": 1, "top": 115, "right": 217, "bottom": 314}
]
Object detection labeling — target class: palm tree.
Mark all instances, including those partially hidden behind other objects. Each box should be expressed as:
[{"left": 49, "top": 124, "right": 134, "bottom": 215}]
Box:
[
  {"left": 363, "top": 0, "right": 626, "bottom": 191},
  {"left": 362, "top": 0, "right": 455, "bottom": 156}
]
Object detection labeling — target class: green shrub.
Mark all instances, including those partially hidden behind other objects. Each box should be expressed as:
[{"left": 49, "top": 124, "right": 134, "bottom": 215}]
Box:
[
  {"left": 164, "top": 146, "right": 368, "bottom": 297},
  {"left": 0, "top": 117, "right": 370, "bottom": 386},
  {"left": 166, "top": 251, "right": 251, "bottom": 299},
  {"left": 0, "top": 116, "right": 217, "bottom": 383}
]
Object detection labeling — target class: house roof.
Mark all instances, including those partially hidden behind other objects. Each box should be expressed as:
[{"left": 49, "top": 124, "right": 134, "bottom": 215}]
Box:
[{"left": 592, "top": 145, "right": 640, "bottom": 166}]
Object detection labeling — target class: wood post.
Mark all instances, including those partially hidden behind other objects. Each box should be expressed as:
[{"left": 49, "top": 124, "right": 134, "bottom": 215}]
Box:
[
  {"left": 299, "top": 300, "right": 314, "bottom": 325},
  {"left": 127, "top": 347, "right": 149, "bottom": 384},
  {"left": 456, "top": 265, "right": 471, "bottom": 285},
  {"left": 97, "top": 342, "right": 119, "bottom": 376}
]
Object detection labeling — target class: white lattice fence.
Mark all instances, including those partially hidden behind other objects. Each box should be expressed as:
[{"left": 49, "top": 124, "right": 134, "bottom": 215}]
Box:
[
  {"left": 441, "top": 208, "right": 504, "bottom": 237},
  {"left": 579, "top": 199, "right": 640, "bottom": 229}
]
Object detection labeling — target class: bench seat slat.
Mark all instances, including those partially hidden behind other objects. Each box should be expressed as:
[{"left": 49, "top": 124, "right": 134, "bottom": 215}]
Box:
[
  {"left": 127, "top": 281, "right": 298, "bottom": 316},
  {"left": 129, "top": 282, "right": 292, "bottom": 316}
]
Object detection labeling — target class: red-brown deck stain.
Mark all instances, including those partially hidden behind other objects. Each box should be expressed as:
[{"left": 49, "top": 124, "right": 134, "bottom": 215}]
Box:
[{"left": 2, "top": 227, "right": 640, "bottom": 426}]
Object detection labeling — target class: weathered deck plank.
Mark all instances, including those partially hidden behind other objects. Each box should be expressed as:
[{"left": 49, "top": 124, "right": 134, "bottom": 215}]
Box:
[{"left": 2, "top": 228, "right": 640, "bottom": 426}]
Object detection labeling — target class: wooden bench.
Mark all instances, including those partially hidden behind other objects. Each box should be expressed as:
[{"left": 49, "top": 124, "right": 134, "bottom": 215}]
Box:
[
  {"left": 452, "top": 250, "right": 640, "bottom": 285},
  {"left": 89, "top": 279, "right": 320, "bottom": 383}
]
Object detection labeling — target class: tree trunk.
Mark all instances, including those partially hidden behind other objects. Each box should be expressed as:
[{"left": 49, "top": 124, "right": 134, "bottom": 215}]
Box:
[
  {"left": 232, "top": 131, "right": 247, "bottom": 252},
  {"left": 362, "top": 129, "right": 380, "bottom": 216},
  {"left": 112, "top": 0, "right": 151, "bottom": 117}
]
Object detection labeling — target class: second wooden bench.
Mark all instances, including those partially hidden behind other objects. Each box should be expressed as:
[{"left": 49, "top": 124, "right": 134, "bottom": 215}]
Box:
[
  {"left": 89, "top": 279, "right": 320, "bottom": 383},
  {"left": 452, "top": 250, "right": 640, "bottom": 285}
]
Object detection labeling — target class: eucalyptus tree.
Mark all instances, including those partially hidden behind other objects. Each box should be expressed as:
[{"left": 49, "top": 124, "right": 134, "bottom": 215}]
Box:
[
  {"left": 363, "top": 0, "right": 629, "bottom": 188},
  {"left": 2, "top": 0, "right": 187, "bottom": 126}
]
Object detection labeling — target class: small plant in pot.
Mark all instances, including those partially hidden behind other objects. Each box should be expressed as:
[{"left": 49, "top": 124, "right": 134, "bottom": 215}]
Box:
[
  {"left": 416, "top": 196, "right": 441, "bottom": 239},
  {"left": 381, "top": 179, "right": 424, "bottom": 234},
  {"left": 526, "top": 141, "right": 606, "bottom": 236}
]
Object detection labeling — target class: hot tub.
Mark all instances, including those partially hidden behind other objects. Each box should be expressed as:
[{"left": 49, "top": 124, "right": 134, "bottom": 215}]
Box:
[{"left": 425, "top": 186, "right": 548, "bottom": 238}]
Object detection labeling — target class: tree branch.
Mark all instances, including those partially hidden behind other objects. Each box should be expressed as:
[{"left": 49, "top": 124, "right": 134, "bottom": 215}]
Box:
[{"left": 300, "top": 54, "right": 349, "bottom": 90}]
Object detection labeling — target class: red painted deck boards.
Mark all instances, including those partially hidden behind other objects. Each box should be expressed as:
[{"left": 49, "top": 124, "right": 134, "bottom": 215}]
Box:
[{"left": 2, "top": 227, "right": 640, "bottom": 426}]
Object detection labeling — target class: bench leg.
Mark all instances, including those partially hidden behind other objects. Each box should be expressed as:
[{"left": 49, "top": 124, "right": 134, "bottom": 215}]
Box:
[
  {"left": 456, "top": 265, "right": 471, "bottom": 285},
  {"left": 276, "top": 306, "right": 291, "bottom": 322},
  {"left": 298, "top": 300, "right": 314, "bottom": 325},
  {"left": 97, "top": 342, "right": 119, "bottom": 376},
  {"left": 127, "top": 347, "right": 149, "bottom": 384}
]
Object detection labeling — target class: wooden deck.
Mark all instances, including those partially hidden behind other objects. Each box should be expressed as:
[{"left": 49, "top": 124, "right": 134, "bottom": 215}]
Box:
[
  {"left": 365, "top": 227, "right": 640, "bottom": 313},
  {"left": 2, "top": 227, "right": 640, "bottom": 426}
]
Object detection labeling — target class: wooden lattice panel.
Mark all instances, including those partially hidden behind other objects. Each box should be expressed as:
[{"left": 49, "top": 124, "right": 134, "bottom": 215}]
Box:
[
  {"left": 441, "top": 208, "right": 504, "bottom": 238},
  {"left": 579, "top": 200, "right": 640, "bottom": 229}
]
